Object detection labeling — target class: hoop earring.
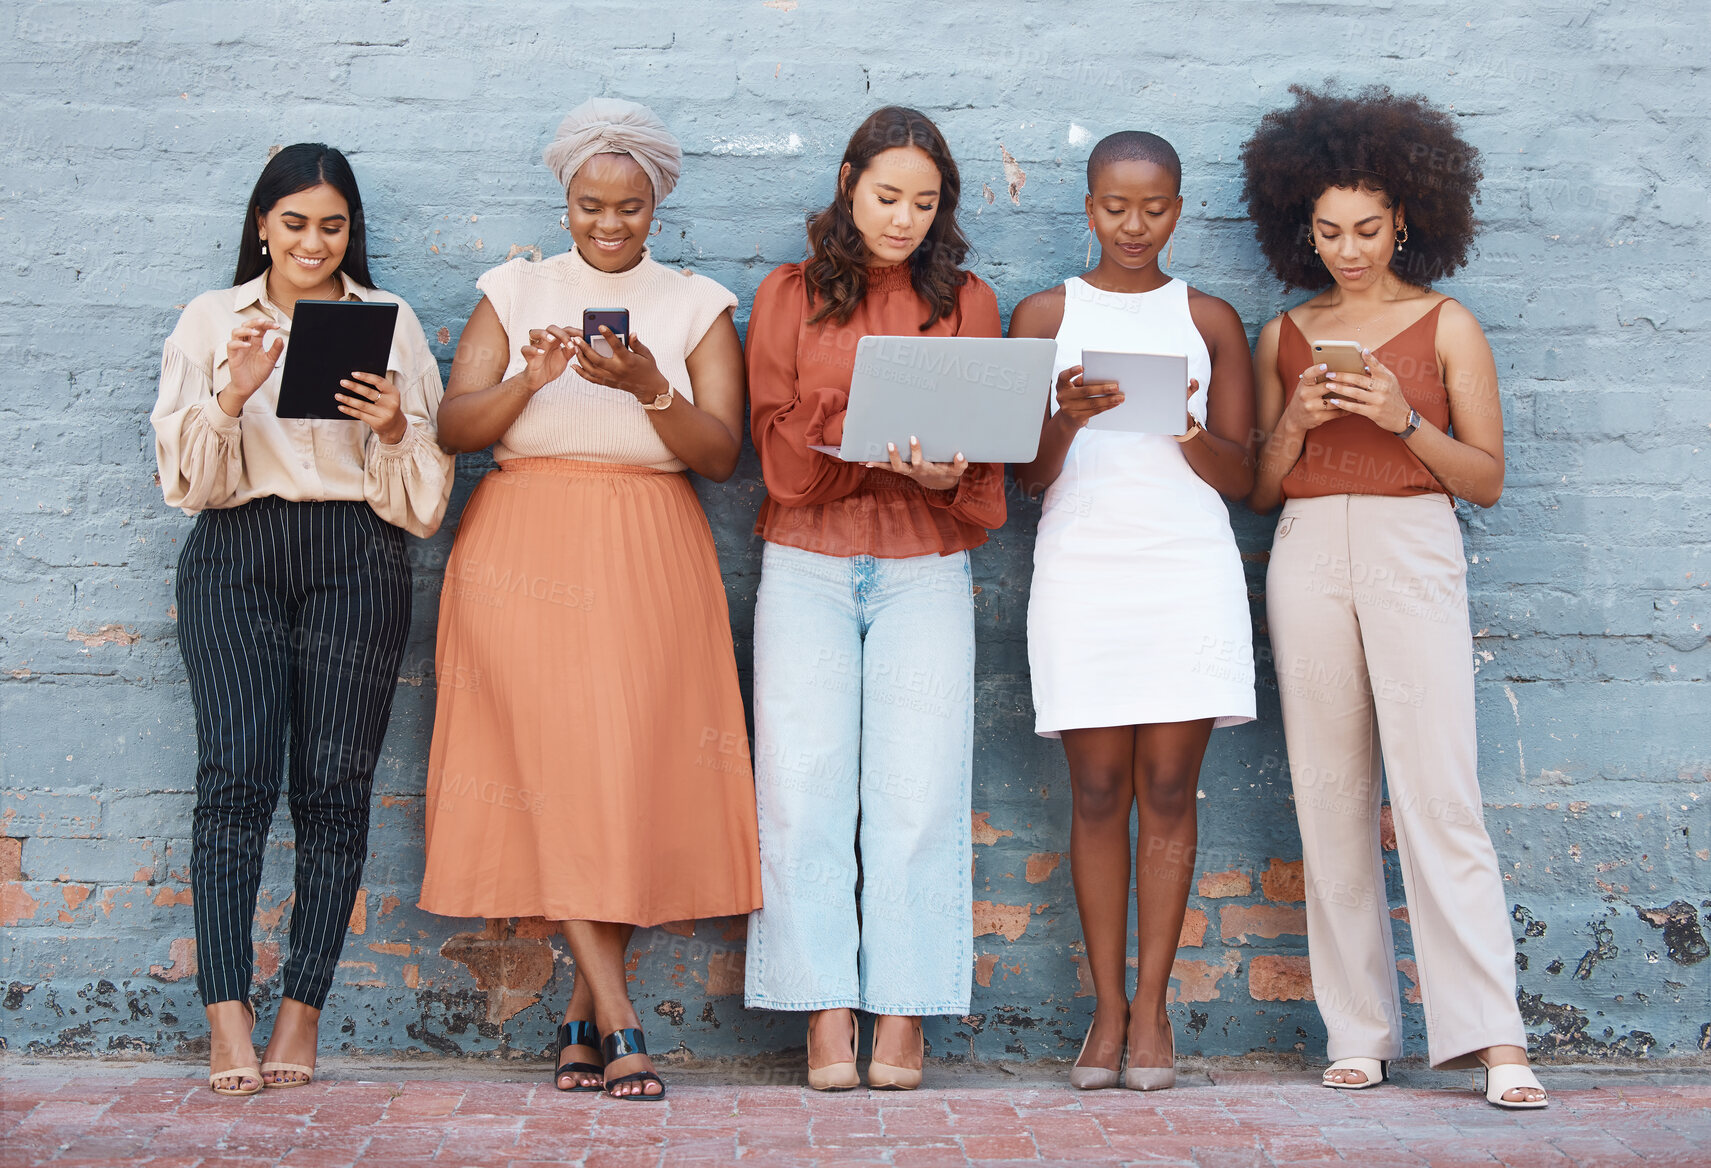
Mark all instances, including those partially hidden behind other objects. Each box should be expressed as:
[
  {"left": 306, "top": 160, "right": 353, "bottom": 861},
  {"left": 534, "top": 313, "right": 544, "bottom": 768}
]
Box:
[
  {"left": 560, "top": 212, "right": 570, "bottom": 230},
  {"left": 649, "top": 218, "right": 663, "bottom": 238},
  {"left": 1395, "top": 224, "right": 1409, "bottom": 252}
]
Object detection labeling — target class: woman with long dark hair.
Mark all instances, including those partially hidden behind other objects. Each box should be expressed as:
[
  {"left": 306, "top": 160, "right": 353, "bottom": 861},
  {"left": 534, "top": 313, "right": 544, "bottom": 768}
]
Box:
[
  {"left": 152, "top": 143, "right": 452, "bottom": 1095},
  {"left": 743, "top": 106, "right": 1005, "bottom": 1091},
  {"left": 1242, "top": 84, "right": 1547, "bottom": 1109}
]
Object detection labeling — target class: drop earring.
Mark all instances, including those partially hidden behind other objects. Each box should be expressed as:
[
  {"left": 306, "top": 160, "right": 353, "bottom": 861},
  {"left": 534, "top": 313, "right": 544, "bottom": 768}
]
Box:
[
  {"left": 1085, "top": 229, "right": 1095, "bottom": 269},
  {"left": 260, "top": 241, "right": 268, "bottom": 256},
  {"left": 1166, "top": 238, "right": 1174, "bottom": 268},
  {"left": 1395, "top": 224, "right": 1409, "bottom": 252}
]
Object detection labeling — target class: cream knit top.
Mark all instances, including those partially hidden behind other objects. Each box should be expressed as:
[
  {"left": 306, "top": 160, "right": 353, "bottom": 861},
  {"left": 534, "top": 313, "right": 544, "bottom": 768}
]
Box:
[{"left": 477, "top": 246, "right": 738, "bottom": 471}]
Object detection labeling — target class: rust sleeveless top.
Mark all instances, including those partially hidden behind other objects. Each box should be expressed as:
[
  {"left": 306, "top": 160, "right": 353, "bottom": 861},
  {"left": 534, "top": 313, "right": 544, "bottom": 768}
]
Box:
[{"left": 1276, "top": 299, "right": 1452, "bottom": 499}]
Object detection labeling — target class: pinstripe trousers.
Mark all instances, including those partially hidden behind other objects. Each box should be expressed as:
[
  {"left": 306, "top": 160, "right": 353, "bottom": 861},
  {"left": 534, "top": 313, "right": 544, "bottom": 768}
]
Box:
[{"left": 176, "top": 496, "right": 411, "bottom": 1009}]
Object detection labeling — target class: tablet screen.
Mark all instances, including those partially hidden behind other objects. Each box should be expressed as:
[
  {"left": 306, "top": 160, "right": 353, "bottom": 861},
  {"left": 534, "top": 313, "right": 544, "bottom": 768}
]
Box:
[
  {"left": 276, "top": 300, "right": 400, "bottom": 420},
  {"left": 1079, "top": 350, "right": 1188, "bottom": 435}
]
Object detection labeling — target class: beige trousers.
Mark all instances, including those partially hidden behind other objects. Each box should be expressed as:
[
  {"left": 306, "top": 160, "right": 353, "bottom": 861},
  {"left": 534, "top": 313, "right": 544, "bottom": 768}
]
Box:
[{"left": 1266, "top": 492, "right": 1527, "bottom": 1068}]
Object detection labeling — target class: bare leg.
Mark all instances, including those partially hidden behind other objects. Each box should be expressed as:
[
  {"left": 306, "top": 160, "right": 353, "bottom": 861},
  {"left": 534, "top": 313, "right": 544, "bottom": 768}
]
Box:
[
  {"left": 1061, "top": 726, "right": 1138, "bottom": 1071},
  {"left": 1128, "top": 719, "right": 1213, "bottom": 1067},
  {"left": 207, "top": 999, "right": 260, "bottom": 1093},
  {"left": 560, "top": 921, "right": 658, "bottom": 1096},
  {"left": 260, "top": 998, "right": 320, "bottom": 1085},
  {"left": 553, "top": 933, "right": 617, "bottom": 1091},
  {"left": 871, "top": 1013, "right": 923, "bottom": 1070}
]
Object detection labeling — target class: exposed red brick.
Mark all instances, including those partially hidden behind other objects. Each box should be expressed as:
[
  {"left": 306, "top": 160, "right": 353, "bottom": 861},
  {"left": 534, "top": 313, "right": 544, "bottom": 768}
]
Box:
[
  {"left": 133, "top": 866, "right": 155, "bottom": 883},
  {"left": 379, "top": 894, "right": 401, "bottom": 917},
  {"left": 2, "top": 883, "right": 40, "bottom": 927},
  {"left": 1379, "top": 804, "right": 1397, "bottom": 851},
  {"left": 1178, "top": 908, "right": 1208, "bottom": 948},
  {"left": 512, "top": 916, "right": 560, "bottom": 939},
  {"left": 347, "top": 888, "right": 368, "bottom": 935},
  {"left": 973, "top": 953, "right": 1000, "bottom": 988},
  {"left": 1396, "top": 958, "right": 1422, "bottom": 1004},
  {"left": 66, "top": 624, "right": 139, "bottom": 647},
  {"left": 1259, "top": 858, "right": 1305, "bottom": 903},
  {"left": 61, "top": 884, "right": 91, "bottom": 911},
  {"left": 1248, "top": 955, "right": 1314, "bottom": 1001},
  {"left": 253, "top": 942, "right": 280, "bottom": 984},
  {"left": 972, "top": 900, "right": 1031, "bottom": 942},
  {"left": 1390, "top": 905, "right": 1409, "bottom": 923},
  {"left": 718, "top": 915, "right": 748, "bottom": 942},
  {"left": 971, "top": 812, "right": 1013, "bottom": 846},
  {"left": 439, "top": 922, "right": 554, "bottom": 1024},
  {"left": 402, "top": 963, "right": 420, "bottom": 989},
  {"left": 1071, "top": 953, "right": 1095, "bottom": 998},
  {"left": 1167, "top": 952, "right": 1240, "bottom": 1003},
  {"left": 660, "top": 919, "right": 695, "bottom": 937},
  {"left": 1024, "top": 852, "right": 1062, "bottom": 883},
  {"left": 256, "top": 892, "right": 293, "bottom": 931},
  {"left": 368, "top": 941, "right": 412, "bottom": 956},
  {"left": 1197, "top": 869, "right": 1252, "bottom": 898},
  {"left": 0, "top": 837, "right": 20, "bottom": 882},
  {"left": 149, "top": 937, "right": 197, "bottom": 982},
  {"left": 703, "top": 950, "right": 744, "bottom": 996},
  {"left": 1220, "top": 904, "right": 1308, "bottom": 943}
]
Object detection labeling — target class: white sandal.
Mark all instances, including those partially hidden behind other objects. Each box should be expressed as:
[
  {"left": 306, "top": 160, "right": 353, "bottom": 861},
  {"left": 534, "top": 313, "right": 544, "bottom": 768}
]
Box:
[
  {"left": 1480, "top": 1062, "right": 1548, "bottom": 1110},
  {"left": 1321, "top": 1057, "right": 1388, "bottom": 1090}
]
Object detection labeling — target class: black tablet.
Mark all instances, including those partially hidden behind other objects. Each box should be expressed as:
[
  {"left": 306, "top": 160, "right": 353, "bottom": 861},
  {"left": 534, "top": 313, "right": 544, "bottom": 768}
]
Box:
[{"left": 275, "top": 300, "right": 400, "bottom": 420}]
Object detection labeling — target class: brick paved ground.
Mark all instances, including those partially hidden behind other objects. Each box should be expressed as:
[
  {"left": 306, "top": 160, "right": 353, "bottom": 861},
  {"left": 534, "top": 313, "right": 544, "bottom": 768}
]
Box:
[{"left": 3, "top": 1059, "right": 1707, "bottom": 1167}]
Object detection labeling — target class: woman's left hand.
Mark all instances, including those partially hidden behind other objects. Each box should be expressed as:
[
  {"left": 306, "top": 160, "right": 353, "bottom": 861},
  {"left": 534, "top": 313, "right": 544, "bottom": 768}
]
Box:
[
  {"left": 338, "top": 371, "right": 408, "bottom": 445},
  {"left": 865, "top": 436, "right": 968, "bottom": 491},
  {"left": 1323, "top": 350, "right": 1413, "bottom": 433},
  {"left": 572, "top": 328, "right": 671, "bottom": 405}
]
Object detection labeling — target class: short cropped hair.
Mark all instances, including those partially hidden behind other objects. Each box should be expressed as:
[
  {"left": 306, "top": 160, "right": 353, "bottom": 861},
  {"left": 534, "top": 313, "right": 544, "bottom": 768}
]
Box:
[{"left": 1086, "top": 131, "right": 1182, "bottom": 193}]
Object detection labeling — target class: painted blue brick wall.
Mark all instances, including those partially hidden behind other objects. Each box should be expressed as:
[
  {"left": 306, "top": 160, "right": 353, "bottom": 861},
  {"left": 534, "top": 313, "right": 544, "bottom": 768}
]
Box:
[{"left": 3, "top": 0, "right": 1707, "bottom": 1065}]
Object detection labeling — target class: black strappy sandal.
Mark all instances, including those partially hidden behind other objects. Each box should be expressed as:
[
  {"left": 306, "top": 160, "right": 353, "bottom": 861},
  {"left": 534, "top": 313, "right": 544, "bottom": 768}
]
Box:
[
  {"left": 600, "top": 1027, "right": 666, "bottom": 1100},
  {"left": 553, "top": 1020, "right": 604, "bottom": 1092}
]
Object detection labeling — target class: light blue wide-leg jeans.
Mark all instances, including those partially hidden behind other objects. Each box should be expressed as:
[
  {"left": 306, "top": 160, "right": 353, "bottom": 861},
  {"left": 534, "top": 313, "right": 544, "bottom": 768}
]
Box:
[{"left": 744, "top": 541, "right": 975, "bottom": 1015}]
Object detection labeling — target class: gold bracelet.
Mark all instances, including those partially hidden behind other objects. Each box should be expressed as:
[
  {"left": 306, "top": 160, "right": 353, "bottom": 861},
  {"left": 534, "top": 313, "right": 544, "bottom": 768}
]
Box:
[{"left": 1175, "top": 419, "right": 1203, "bottom": 444}]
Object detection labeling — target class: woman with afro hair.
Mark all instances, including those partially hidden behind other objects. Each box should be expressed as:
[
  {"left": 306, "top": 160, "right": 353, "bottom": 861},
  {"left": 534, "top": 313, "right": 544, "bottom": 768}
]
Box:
[{"left": 1241, "top": 84, "right": 1546, "bottom": 1109}]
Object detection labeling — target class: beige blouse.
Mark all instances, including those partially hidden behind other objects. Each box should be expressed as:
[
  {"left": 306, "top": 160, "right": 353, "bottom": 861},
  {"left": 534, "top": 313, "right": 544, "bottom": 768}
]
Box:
[
  {"left": 477, "top": 246, "right": 738, "bottom": 471},
  {"left": 152, "top": 271, "right": 454, "bottom": 538}
]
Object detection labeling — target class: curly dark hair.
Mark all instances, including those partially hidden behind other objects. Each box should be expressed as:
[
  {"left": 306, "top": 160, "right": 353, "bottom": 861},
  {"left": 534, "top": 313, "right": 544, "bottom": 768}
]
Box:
[
  {"left": 1239, "top": 84, "right": 1481, "bottom": 290},
  {"left": 803, "top": 106, "right": 971, "bottom": 330}
]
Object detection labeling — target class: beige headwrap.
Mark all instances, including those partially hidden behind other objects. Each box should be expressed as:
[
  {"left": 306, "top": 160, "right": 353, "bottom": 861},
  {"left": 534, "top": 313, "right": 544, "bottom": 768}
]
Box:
[{"left": 542, "top": 98, "right": 682, "bottom": 205}]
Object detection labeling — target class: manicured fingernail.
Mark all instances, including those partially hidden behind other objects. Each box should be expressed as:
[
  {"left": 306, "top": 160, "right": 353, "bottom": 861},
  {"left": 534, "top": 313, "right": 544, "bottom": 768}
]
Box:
[
  {"left": 909, "top": 435, "right": 918, "bottom": 445},
  {"left": 887, "top": 443, "right": 896, "bottom": 452}
]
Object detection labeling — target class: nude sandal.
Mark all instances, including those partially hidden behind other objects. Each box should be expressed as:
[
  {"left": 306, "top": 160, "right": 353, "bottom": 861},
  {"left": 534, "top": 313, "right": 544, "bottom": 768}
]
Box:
[
  {"left": 867, "top": 1017, "right": 923, "bottom": 1090},
  {"left": 1321, "top": 1057, "right": 1388, "bottom": 1090},
  {"left": 209, "top": 1002, "right": 262, "bottom": 1097},
  {"left": 806, "top": 1009, "right": 859, "bottom": 1091},
  {"left": 1479, "top": 1062, "right": 1548, "bottom": 1110},
  {"left": 1068, "top": 1023, "right": 1121, "bottom": 1091},
  {"left": 260, "top": 1061, "right": 315, "bottom": 1089}
]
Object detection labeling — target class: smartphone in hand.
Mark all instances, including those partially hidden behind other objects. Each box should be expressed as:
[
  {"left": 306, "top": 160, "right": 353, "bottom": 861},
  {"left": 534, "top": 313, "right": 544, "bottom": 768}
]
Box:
[
  {"left": 582, "top": 308, "right": 630, "bottom": 358},
  {"left": 1311, "top": 339, "right": 1368, "bottom": 401}
]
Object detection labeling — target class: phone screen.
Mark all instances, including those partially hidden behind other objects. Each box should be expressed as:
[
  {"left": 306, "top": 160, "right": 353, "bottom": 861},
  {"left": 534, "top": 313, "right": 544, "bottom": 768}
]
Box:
[{"left": 582, "top": 308, "right": 629, "bottom": 358}]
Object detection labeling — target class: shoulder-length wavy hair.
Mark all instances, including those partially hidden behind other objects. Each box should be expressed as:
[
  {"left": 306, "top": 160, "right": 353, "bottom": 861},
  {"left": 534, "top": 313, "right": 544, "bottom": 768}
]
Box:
[
  {"left": 233, "top": 143, "right": 373, "bottom": 289},
  {"left": 803, "top": 107, "right": 971, "bottom": 330}
]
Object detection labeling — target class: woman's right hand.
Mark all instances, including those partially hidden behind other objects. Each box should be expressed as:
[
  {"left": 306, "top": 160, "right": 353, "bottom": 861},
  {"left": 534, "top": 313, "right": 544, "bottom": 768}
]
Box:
[
  {"left": 520, "top": 325, "right": 580, "bottom": 392},
  {"left": 1052, "top": 364, "right": 1124, "bottom": 431},
  {"left": 1282, "top": 363, "right": 1342, "bottom": 433},
  {"left": 222, "top": 321, "right": 285, "bottom": 409}
]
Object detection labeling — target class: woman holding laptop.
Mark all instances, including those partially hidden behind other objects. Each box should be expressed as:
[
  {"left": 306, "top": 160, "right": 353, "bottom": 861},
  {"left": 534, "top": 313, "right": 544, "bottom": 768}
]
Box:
[
  {"left": 1243, "top": 84, "right": 1545, "bottom": 1109},
  {"left": 744, "top": 106, "right": 1005, "bottom": 1090},
  {"left": 418, "top": 99, "right": 760, "bottom": 1100},
  {"left": 1012, "top": 131, "right": 1256, "bottom": 1091},
  {"left": 151, "top": 143, "right": 454, "bottom": 1095}
]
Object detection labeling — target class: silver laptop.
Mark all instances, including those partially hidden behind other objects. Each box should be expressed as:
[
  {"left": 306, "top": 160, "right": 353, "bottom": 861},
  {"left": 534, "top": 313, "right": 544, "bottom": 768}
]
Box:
[{"left": 811, "top": 336, "right": 1058, "bottom": 463}]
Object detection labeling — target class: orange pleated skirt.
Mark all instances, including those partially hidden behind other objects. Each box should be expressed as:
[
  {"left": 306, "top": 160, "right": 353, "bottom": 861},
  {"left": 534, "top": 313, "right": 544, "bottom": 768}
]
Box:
[{"left": 418, "top": 458, "right": 761, "bottom": 925}]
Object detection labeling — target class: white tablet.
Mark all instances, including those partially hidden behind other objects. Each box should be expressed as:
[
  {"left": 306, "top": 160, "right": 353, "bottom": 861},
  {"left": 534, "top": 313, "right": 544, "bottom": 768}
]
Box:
[
  {"left": 810, "top": 336, "right": 1057, "bottom": 463},
  {"left": 1079, "top": 350, "right": 1189, "bottom": 436}
]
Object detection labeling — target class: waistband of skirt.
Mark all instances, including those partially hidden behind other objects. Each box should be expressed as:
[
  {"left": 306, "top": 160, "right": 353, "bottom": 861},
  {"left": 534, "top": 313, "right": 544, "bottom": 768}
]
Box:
[{"left": 496, "top": 457, "right": 673, "bottom": 478}]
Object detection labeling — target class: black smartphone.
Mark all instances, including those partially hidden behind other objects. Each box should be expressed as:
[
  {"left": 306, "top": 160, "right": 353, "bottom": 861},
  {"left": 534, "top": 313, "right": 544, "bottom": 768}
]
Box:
[{"left": 582, "top": 308, "right": 629, "bottom": 358}]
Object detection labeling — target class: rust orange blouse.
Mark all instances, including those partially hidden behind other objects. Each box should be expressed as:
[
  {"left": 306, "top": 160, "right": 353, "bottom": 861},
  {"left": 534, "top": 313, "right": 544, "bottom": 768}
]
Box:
[
  {"left": 747, "top": 261, "right": 1008, "bottom": 557},
  {"left": 1276, "top": 300, "right": 1452, "bottom": 499}
]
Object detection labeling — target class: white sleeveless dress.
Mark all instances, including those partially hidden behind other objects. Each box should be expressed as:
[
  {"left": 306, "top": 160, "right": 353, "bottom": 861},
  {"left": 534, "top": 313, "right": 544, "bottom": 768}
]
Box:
[{"left": 1027, "top": 276, "right": 1255, "bottom": 736}]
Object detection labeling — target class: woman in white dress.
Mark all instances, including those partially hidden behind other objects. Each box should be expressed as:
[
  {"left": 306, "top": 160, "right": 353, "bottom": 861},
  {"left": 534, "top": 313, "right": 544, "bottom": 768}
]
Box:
[{"left": 1012, "top": 131, "right": 1256, "bottom": 1091}]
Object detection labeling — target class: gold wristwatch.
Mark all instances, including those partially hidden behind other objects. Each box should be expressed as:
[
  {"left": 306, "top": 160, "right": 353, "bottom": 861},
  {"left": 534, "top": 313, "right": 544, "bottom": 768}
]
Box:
[
  {"left": 1175, "top": 418, "right": 1204, "bottom": 444},
  {"left": 641, "top": 383, "right": 676, "bottom": 411}
]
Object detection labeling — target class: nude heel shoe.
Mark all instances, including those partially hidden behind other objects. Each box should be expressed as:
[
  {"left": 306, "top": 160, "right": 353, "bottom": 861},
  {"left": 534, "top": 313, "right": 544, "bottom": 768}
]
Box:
[
  {"left": 806, "top": 1009, "right": 860, "bottom": 1092},
  {"left": 1069, "top": 1024, "right": 1121, "bottom": 1091},
  {"left": 1123, "top": 1024, "right": 1176, "bottom": 1092},
  {"left": 867, "top": 1017, "right": 924, "bottom": 1090}
]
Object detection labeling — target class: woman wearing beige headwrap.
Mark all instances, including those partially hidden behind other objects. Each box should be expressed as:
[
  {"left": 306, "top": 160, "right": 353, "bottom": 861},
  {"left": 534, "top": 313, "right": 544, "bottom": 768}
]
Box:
[{"left": 419, "top": 98, "right": 760, "bottom": 1100}]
